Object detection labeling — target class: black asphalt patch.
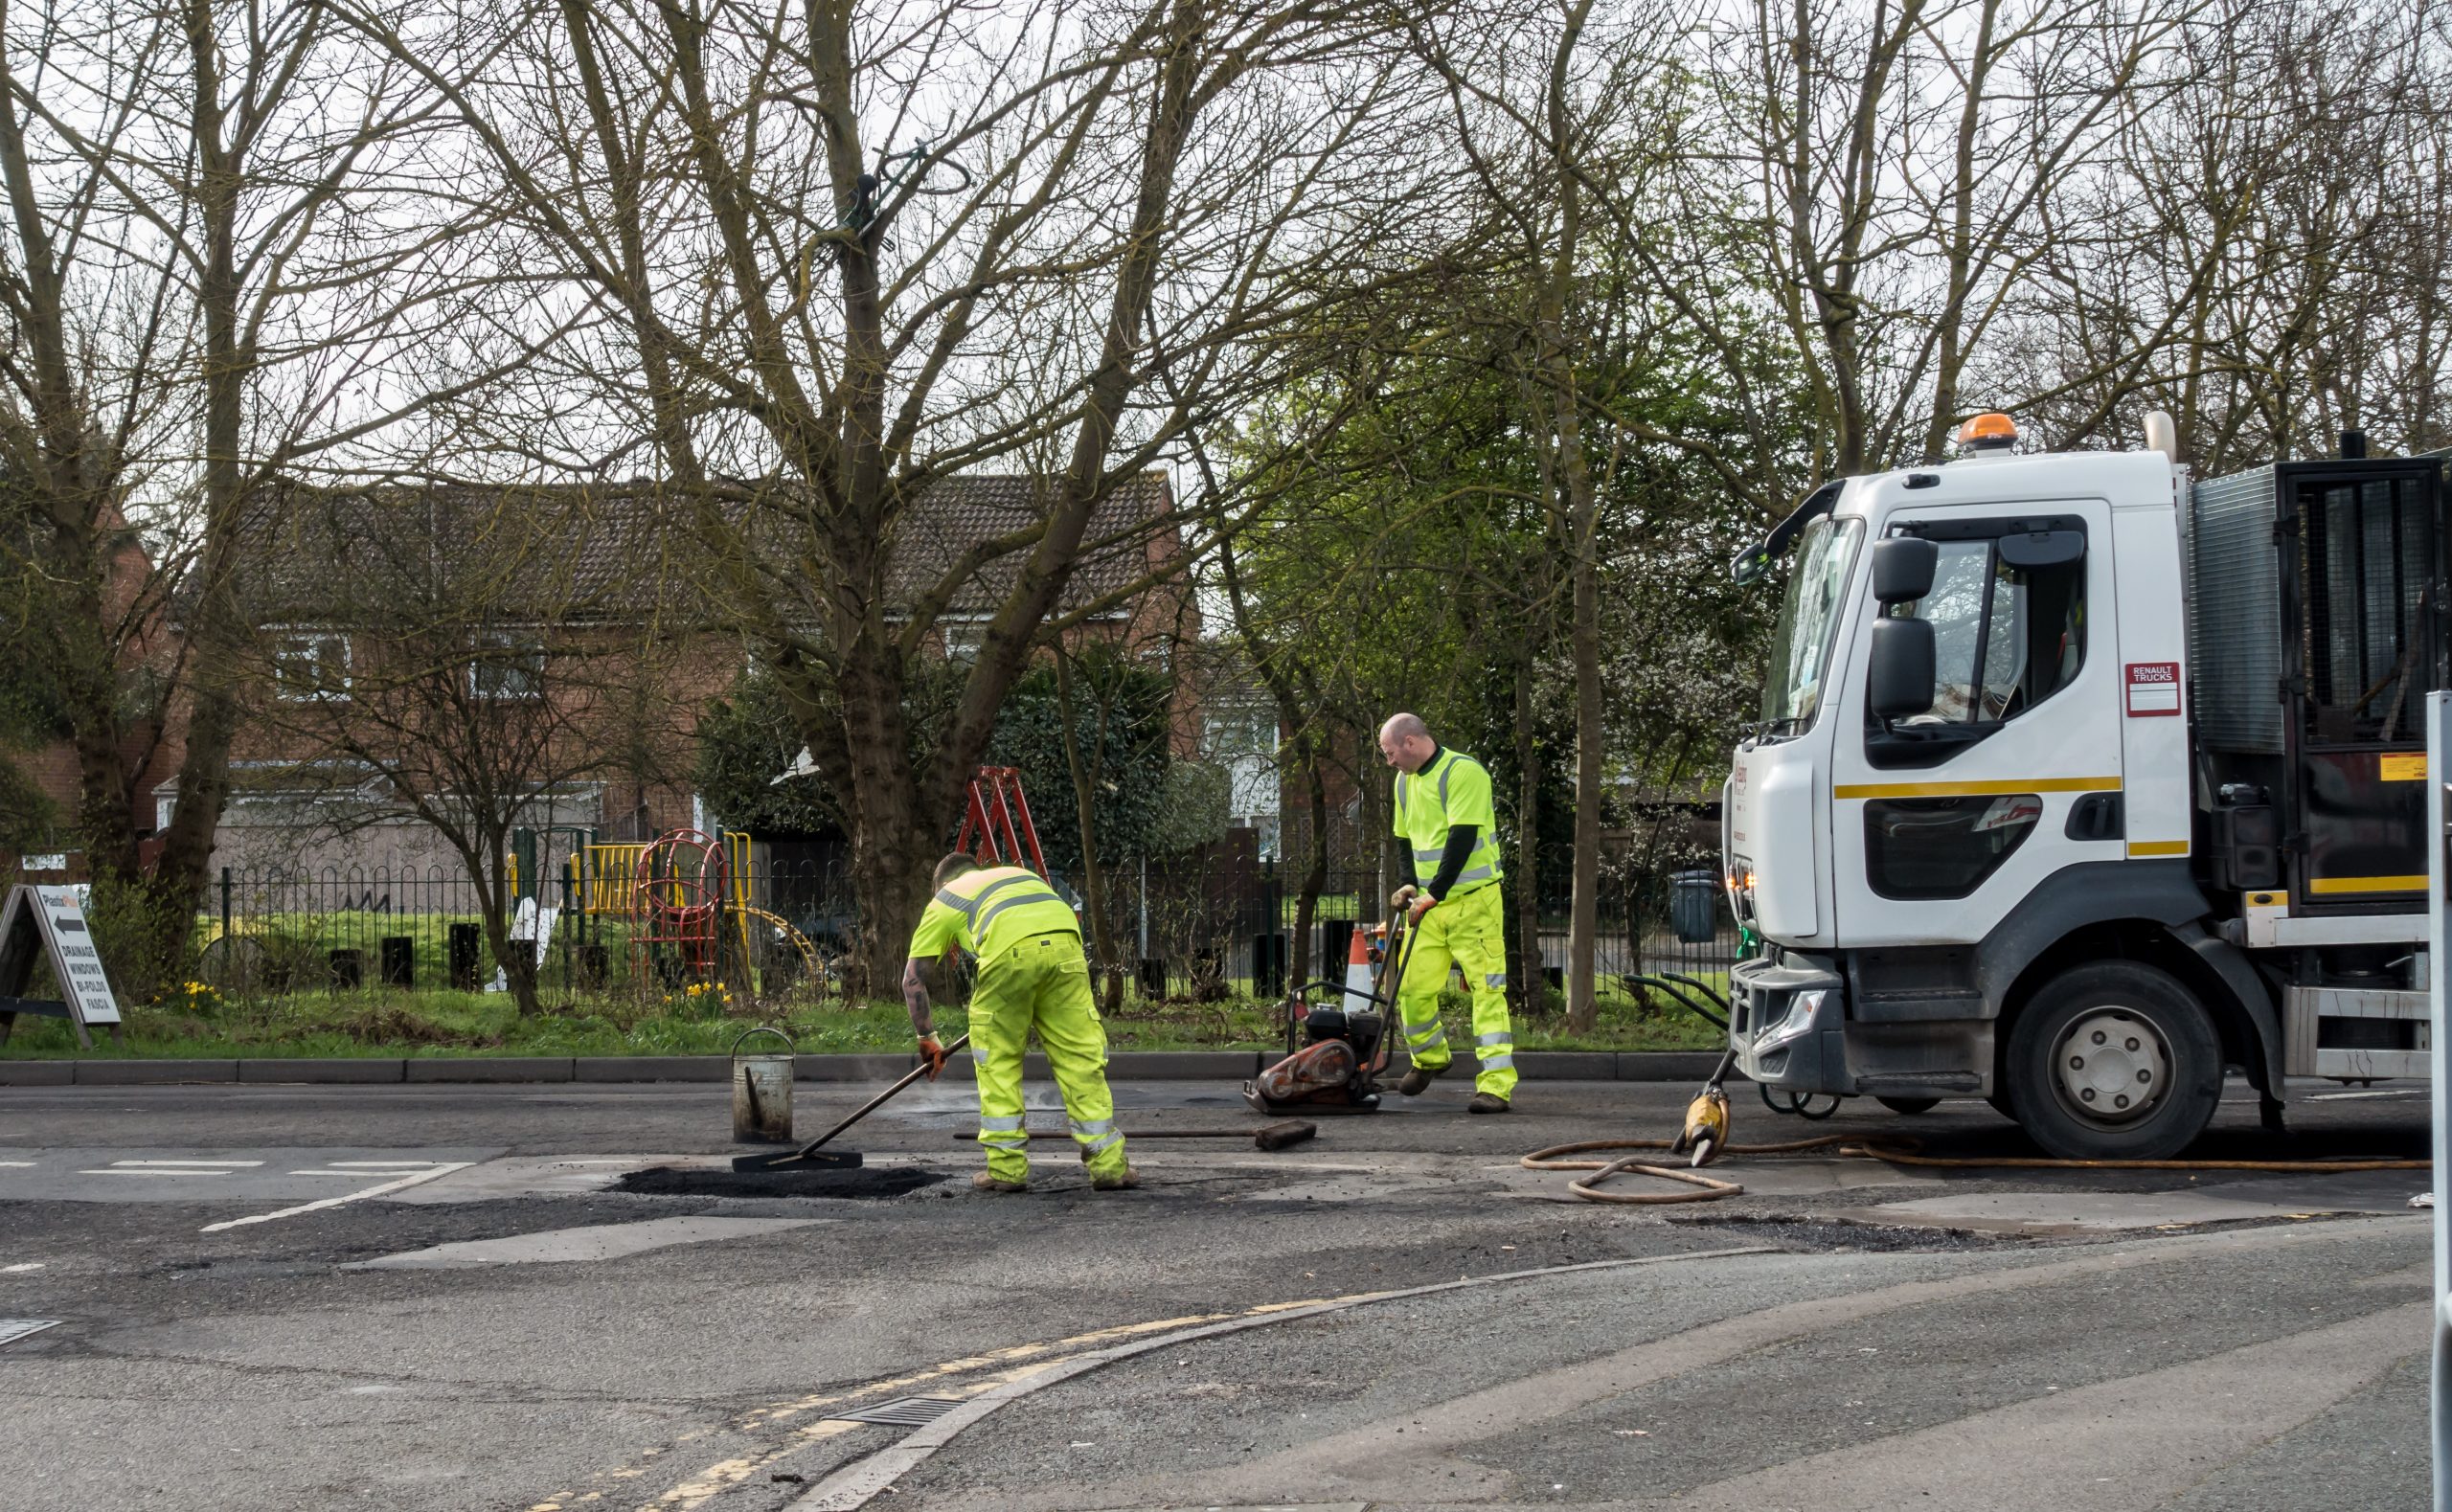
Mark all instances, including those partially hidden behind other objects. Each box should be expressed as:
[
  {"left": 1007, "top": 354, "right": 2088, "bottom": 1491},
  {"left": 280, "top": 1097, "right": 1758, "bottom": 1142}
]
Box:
[
  {"left": 615, "top": 1163, "right": 946, "bottom": 1199},
  {"left": 1674, "top": 1212, "right": 2033, "bottom": 1252}
]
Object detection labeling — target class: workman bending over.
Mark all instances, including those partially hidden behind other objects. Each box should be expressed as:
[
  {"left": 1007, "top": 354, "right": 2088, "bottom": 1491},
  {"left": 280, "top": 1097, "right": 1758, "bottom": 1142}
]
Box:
[
  {"left": 904, "top": 853, "right": 1137, "bottom": 1192},
  {"left": 1379, "top": 712, "right": 1517, "bottom": 1114}
]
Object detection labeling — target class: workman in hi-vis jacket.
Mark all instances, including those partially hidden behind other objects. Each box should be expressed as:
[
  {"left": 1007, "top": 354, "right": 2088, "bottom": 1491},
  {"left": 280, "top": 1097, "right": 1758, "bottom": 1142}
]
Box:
[
  {"left": 903, "top": 853, "right": 1137, "bottom": 1193},
  {"left": 1378, "top": 712, "right": 1517, "bottom": 1114}
]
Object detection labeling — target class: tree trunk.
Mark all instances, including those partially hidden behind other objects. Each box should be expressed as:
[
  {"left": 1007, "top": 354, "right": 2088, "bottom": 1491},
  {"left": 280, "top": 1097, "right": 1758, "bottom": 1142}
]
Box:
[
  {"left": 130, "top": 1, "right": 254, "bottom": 994},
  {"left": 476, "top": 850, "right": 542, "bottom": 1019},
  {"left": 1054, "top": 652, "right": 1124, "bottom": 1013},
  {"left": 1556, "top": 391, "right": 1605, "bottom": 1035},
  {"left": 1293, "top": 746, "right": 1328, "bottom": 992},
  {"left": 833, "top": 646, "right": 926, "bottom": 1000},
  {"left": 1510, "top": 648, "right": 1543, "bottom": 1018}
]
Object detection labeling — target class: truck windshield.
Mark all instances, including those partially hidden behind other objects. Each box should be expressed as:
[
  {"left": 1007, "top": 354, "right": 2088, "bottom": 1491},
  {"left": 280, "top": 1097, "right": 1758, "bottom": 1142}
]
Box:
[{"left": 1760, "top": 516, "right": 1861, "bottom": 733}]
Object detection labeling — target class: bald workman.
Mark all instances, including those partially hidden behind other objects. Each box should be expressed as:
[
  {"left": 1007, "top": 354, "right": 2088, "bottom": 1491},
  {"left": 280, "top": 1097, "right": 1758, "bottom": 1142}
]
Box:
[{"left": 1379, "top": 712, "right": 1516, "bottom": 1113}]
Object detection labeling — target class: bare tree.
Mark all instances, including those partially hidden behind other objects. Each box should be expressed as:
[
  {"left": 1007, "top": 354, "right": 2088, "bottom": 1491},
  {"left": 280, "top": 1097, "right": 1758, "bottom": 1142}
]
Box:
[
  {"left": 2004, "top": 0, "right": 2452, "bottom": 465},
  {"left": 1403, "top": 0, "right": 1688, "bottom": 1030},
  {"left": 0, "top": 0, "right": 528, "bottom": 983},
  {"left": 341, "top": 0, "right": 1439, "bottom": 990},
  {"left": 1709, "top": 0, "right": 2194, "bottom": 476}
]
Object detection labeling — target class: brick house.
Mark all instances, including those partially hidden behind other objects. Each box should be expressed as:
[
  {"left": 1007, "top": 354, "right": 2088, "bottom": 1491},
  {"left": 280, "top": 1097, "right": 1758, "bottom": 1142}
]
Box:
[
  {"left": 159, "top": 473, "right": 1193, "bottom": 879},
  {"left": 7, "top": 497, "right": 187, "bottom": 879}
]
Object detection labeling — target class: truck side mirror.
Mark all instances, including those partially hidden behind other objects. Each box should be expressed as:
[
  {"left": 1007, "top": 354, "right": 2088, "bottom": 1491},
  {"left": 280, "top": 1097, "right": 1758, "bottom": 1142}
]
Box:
[
  {"left": 1867, "top": 616, "right": 1936, "bottom": 720},
  {"left": 1871, "top": 537, "right": 1938, "bottom": 603}
]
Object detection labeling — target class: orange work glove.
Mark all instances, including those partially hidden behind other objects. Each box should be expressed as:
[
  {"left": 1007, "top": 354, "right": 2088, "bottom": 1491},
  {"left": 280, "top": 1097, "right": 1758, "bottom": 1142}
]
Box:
[{"left": 918, "top": 1034, "right": 948, "bottom": 1080}]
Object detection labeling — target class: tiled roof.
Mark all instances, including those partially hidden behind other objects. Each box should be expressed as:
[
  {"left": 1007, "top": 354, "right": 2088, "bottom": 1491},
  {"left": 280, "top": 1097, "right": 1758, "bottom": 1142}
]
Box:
[
  {"left": 885, "top": 472, "right": 1172, "bottom": 614},
  {"left": 233, "top": 473, "right": 1177, "bottom": 625}
]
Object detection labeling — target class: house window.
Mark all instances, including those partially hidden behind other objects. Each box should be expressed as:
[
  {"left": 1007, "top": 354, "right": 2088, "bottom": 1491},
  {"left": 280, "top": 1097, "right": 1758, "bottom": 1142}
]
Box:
[
  {"left": 272, "top": 632, "right": 351, "bottom": 700},
  {"left": 470, "top": 632, "right": 545, "bottom": 699},
  {"left": 941, "top": 622, "right": 988, "bottom": 664}
]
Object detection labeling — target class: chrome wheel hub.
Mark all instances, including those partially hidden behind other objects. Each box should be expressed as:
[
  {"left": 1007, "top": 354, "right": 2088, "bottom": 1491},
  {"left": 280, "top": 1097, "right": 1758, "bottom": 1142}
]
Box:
[{"left": 2054, "top": 1008, "right": 2168, "bottom": 1124}]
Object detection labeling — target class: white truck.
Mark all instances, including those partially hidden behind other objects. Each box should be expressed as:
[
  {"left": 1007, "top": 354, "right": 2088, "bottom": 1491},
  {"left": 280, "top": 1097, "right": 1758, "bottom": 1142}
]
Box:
[{"left": 1722, "top": 413, "right": 2441, "bottom": 1159}]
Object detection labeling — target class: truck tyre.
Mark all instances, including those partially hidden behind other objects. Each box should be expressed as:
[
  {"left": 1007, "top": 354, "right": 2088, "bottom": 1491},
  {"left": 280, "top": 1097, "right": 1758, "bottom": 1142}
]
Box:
[
  {"left": 2005, "top": 962, "right": 2221, "bottom": 1161},
  {"left": 1875, "top": 1095, "right": 1940, "bottom": 1115}
]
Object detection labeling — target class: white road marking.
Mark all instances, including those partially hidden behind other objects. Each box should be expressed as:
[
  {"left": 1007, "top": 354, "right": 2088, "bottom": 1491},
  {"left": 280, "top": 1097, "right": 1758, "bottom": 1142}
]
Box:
[
  {"left": 0, "top": 1162, "right": 35, "bottom": 1168},
  {"left": 325, "top": 1161, "right": 449, "bottom": 1169},
  {"left": 198, "top": 1162, "right": 472, "bottom": 1232},
  {"left": 2306, "top": 1089, "right": 2425, "bottom": 1101},
  {"left": 1, "top": 1264, "right": 42, "bottom": 1274},
  {"left": 348, "top": 1216, "right": 825, "bottom": 1270},
  {"left": 112, "top": 1160, "right": 265, "bottom": 1167},
  {"left": 81, "top": 1169, "right": 233, "bottom": 1177}
]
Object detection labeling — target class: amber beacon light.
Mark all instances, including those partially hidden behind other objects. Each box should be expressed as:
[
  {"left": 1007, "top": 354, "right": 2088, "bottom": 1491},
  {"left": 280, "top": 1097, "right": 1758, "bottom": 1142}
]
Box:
[{"left": 1956, "top": 411, "right": 2019, "bottom": 450}]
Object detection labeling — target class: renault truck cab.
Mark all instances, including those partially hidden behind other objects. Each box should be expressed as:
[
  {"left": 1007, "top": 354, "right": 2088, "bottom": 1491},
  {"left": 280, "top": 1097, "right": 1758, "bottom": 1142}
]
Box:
[{"left": 1724, "top": 415, "right": 2441, "bottom": 1160}]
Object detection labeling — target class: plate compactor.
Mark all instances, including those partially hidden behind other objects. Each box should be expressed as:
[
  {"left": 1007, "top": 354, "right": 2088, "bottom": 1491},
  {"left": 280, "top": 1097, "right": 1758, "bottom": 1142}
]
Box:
[{"left": 1242, "top": 915, "right": 1422, "bottom": 1116}]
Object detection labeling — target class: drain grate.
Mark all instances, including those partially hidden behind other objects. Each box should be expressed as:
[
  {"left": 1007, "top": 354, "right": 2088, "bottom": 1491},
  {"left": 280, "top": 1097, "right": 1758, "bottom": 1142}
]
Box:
[
  {"left": 829, "top": 1395, "right": 963, "bottom": 1428},
  {"left": 0, "top": 1320, "right": 59, "bottom": 1349}
]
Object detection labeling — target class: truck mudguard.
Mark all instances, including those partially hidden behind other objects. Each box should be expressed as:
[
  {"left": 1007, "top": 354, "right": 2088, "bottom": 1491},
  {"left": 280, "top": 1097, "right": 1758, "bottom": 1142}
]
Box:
[{"left": 1972, "top": 858, "right": 2282, "bottom": 1094}]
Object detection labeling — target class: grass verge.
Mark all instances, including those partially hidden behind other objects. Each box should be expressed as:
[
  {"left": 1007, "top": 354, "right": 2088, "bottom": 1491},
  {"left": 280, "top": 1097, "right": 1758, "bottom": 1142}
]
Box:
[{"left": 0, "top": 978, "right": 1721, "bottom": 1059}]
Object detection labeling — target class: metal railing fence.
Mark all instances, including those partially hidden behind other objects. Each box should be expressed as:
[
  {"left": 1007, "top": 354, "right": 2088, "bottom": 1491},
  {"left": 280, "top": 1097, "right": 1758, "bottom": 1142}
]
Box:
[{"left": 5, "top": 844, "right": 1743, "bottom": 1010}]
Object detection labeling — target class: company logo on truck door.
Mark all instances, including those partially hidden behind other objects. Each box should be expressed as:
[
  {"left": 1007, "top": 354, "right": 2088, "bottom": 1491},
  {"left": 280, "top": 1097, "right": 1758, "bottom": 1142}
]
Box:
[{"left": 2124, "top": 662, "right": 2181, "bottom": 716}]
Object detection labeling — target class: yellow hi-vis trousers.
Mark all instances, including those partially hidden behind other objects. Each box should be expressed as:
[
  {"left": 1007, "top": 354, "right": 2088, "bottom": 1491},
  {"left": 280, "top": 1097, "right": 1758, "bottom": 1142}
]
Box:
[
  {"left": 969, "top": 931, "right": 1128, "bottom": 1183},
  {"left": 1393, "top": 883, "right": 1517, "bottom": 1099}
]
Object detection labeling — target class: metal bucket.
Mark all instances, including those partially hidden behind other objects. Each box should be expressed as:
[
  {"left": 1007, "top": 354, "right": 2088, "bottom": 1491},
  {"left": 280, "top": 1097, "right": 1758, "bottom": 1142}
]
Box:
[{"left": 731, "top": 1027, "right": 796, "bottom": 1143}]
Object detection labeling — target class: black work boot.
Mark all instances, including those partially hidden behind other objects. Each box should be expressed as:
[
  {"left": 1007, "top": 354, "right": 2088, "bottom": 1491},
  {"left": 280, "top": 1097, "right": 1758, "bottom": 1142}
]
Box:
[
  {"left": 1396, "top": 1062, "right": 1446, "bottom": 1096},
  {"left": 1466, "top": 1092, "right": 1511, "bottom": 1115}
]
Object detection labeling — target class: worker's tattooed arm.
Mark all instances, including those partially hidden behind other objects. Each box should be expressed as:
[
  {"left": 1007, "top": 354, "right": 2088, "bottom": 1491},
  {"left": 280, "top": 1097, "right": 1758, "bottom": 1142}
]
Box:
[{"left": 901, "top": 958, "right": 933, "bottom": 1037}]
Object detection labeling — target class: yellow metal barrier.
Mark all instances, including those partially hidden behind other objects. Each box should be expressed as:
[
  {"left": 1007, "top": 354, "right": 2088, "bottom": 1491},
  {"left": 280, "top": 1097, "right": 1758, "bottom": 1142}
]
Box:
[{"left": 581, "top": 844, "right": 652, "bottom": 915}]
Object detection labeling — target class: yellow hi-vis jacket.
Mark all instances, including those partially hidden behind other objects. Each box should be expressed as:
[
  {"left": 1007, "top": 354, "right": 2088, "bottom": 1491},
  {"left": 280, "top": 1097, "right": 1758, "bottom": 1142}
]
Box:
[
  {"left": 1393, "top": 747, "right": 1504, "bottom": 898},
  {"left": 906, "top": 865, "right": 1078, "bottom": 967}
]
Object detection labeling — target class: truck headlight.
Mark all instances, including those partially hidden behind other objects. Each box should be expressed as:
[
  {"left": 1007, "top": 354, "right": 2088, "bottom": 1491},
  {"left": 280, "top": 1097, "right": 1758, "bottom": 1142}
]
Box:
[{"left": 1755, "top": 989, "right": 1827, "bottom": 1050}]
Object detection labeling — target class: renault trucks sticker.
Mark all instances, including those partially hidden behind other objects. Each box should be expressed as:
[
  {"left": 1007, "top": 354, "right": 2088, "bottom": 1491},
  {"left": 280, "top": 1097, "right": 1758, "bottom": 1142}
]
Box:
[{"left": 2124, "top": 662, "right": 2181, "bottom": 716}]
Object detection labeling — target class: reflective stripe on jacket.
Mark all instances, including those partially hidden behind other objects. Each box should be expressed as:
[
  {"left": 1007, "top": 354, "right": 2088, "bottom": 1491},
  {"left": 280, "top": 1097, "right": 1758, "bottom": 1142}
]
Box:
[
  {"left": 909, "top": 866, "right": 1078, "bottom": 966},
  {"left": 1393, "top": 748, "right": 1504, "bottom": 895}
]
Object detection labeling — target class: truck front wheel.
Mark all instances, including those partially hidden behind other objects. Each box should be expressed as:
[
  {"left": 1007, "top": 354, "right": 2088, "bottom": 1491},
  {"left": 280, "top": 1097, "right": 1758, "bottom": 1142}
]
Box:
[{"left": 2005, "top": 962, "right": 2222, "bottom": 1161}]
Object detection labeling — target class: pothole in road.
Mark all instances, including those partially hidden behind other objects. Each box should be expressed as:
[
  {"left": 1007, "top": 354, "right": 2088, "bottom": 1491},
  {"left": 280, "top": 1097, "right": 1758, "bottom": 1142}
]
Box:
[
  {"left": 614, "top": 1165, "right": 947, "bottom": 1200},
  {"left": 1671, "top": 1213, "right": 2032, "bottom": 1253}
]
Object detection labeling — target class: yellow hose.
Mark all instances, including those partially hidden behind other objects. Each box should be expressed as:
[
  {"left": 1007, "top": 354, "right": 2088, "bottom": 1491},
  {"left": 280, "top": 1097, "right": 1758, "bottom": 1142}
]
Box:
[{"left": 1520, "top": 1135, "right": 2431, "bottom": 1205}]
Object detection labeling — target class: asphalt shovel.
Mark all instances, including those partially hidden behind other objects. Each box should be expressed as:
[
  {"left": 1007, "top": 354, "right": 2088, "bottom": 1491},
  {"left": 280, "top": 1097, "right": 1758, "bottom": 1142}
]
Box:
[{"left": 731, "top": 1033, "right": 969, "bottom": 1172}]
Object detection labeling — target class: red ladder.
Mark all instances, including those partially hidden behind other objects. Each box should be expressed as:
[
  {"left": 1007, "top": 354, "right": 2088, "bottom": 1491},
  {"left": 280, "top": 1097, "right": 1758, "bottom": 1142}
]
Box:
[{"left": 954, "top": 766, "right": 1051, "bottom": 879}]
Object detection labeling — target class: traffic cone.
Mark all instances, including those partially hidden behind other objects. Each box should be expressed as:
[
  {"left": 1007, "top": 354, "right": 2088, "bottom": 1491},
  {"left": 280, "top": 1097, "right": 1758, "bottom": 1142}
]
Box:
[{"left": 1341, "top": 925, "right": 1378, "bottom": 1014}]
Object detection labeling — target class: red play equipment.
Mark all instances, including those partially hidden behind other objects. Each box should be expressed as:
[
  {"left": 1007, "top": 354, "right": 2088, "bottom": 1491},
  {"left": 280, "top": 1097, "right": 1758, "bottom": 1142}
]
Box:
[
  {"left": 628, "top": 827, "right": 728, "bottom": 982},
  {"left": 955, "top": 766, "right": 1051, "bottom": 878}
]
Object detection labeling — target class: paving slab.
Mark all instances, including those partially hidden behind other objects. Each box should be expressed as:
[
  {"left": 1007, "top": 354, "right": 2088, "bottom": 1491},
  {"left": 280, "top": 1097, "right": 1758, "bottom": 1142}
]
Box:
[
  {"left": 346, "top": 1215, "right": 826, "bottom": 1270},
  {"left": 238, "top": 1058, "right": 404, "bottom": 1084}
]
